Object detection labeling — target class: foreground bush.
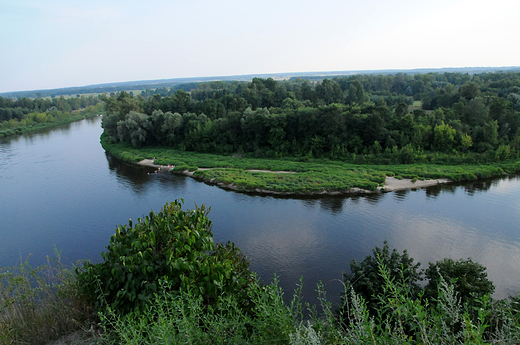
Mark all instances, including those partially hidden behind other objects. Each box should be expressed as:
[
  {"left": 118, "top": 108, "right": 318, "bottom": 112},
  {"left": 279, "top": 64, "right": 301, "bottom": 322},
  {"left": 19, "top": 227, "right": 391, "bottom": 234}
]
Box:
[
  {"left": 100, "top": 277, "right": 299, "bottom": 345},
  {"left": 338, "top": 259, "right": 520, "bottom": 344},
  {"left": 76, "top": 200, "right": 255, "bottom": 315},
  {"left": 99, "top": 258, "right": 520, "bottom": 344}
]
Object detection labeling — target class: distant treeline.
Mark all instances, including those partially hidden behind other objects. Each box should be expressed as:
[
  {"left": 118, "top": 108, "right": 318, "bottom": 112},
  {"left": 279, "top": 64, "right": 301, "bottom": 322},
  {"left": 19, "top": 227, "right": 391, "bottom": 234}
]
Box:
[
  {"left": 0, "top": 83, "right": 202, "bottom": 100},
  {"left": 100, "top": 71, "right": 520, "bottom": 163},
  {"left": 3, "top": 66, "right": 518, "bottom": 99},
  {"left": 0, "top": 95, "right": 103, "bottom": 132}
]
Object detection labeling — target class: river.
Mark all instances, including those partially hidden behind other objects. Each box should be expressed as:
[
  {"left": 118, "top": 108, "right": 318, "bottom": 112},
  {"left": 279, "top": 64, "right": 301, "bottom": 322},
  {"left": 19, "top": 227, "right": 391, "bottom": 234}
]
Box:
[{"left": 1, "top": 116, "right": 519, "bottom": 305}]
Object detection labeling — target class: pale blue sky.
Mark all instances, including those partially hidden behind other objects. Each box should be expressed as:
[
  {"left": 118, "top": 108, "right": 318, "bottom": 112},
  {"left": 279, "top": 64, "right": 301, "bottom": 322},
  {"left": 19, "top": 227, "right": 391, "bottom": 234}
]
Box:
[{"left": 1, "top": 0, "right": 519, "bottom": 93}]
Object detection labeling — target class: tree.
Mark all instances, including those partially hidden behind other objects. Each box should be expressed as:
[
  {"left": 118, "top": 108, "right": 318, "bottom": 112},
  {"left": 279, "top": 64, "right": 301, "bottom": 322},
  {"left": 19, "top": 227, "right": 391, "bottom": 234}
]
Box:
[
  {"left": 460, "top": 133, "right": 473, "bottom": 152},
  {"left": 345, "top": 80, "right": 368, "bottom": 105},
  {"left": 102, "top": 91, "right": 141, "bottom": 119},
  {"left": 424, "top": 258, "right": 494, "bottom": 307},
  {"left": 464, "top": 97, "right": 489, "bottom": 127},
  {"left": 342, "top": 241, "right": 422, "bottom": 315},
  {"left": 116, "top": 111, "right": 149, "bottom": 147},
  {"left": 459, "top": 82, "right": 481, "bottom": 100},
  {"left": 316, "top": 79, "right": 343, "bottom": 105},
  {"left": 161, "top": 112, "right": 182, "bottom": 145},
  {"left": 433, "top": 122, "right": 456, "bottom": 152}
]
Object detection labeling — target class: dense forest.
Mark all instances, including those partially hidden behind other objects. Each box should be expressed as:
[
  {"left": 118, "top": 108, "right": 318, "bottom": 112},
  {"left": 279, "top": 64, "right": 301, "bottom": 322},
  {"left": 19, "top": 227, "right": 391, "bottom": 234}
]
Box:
[{"left": 100, "top": 71, "right": 520, "bottom": 163}]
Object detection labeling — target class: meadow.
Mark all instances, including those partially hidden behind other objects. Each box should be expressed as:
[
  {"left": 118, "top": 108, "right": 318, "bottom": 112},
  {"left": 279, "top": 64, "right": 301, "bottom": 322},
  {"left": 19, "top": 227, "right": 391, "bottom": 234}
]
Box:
[{"left": 101, "top": 135, "right": 519, "bottom": 194}]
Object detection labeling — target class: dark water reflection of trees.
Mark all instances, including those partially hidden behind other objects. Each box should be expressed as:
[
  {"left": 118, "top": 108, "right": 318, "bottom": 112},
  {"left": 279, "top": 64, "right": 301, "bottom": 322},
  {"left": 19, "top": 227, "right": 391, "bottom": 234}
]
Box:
[{"left": 106, "top": 152, "right": 187, "bottom": 195}]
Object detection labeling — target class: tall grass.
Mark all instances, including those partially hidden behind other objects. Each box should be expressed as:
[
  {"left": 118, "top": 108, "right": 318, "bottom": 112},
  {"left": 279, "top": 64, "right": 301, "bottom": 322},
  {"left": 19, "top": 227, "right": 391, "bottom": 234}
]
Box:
[
  {"left": 98, "top": 264, "right": 520, "bottom": 344},
  {"left": 2, "top": 253, "right": 520, "bottom": 344},
  {"left": 0, "top": 251, "right": 96, "bottom": 345},
  {"left": 98, "top": 277, "right": 298, "bottom": 345}
]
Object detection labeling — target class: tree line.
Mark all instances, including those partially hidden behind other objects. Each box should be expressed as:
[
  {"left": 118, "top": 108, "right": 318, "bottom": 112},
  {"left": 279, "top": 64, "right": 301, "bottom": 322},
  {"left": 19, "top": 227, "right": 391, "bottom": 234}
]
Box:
[
  {"left": 0, "top": 95, "right": 103, "bottom": 131},
  {"left": 101, "top": 71, "right": 520, "bottom": 163}
]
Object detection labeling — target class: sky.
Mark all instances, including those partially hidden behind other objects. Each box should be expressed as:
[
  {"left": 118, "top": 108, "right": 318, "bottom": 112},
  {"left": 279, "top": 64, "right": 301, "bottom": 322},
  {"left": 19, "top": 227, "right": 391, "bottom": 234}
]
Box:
[{"left": 1, "top": 0, "right": 519, "bottom": 93}]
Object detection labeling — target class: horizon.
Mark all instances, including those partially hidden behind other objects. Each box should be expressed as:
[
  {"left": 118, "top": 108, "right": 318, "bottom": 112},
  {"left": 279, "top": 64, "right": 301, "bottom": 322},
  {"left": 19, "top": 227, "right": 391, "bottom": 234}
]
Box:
[
  {"left": 2, "top": 65, "right": 519, "bottom": 96},
  {"left": 2, "top": 0, "right": 519, "bottom": 93}
]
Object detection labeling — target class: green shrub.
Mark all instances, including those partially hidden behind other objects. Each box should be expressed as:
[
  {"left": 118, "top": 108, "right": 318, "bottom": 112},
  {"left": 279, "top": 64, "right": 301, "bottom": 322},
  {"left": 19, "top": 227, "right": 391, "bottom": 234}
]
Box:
[
  {"left": 76, "top": 200, "right": 255, "bottom": 315},
  {"left": 341, "top": 241, "right": 423, "bottom": 317},
  {"left": 424, "top": 258, "right": 495, "bottom": 308},
  {"left": 100, "top": 277, "right": 303, "bottom": 345}
]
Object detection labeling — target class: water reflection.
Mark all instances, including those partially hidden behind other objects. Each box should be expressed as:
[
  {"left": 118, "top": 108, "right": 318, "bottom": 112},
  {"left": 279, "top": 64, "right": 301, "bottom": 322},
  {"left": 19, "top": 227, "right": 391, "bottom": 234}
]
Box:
[
  {"left": 425, "top": 184, "right": 443, "bottom": 198},
  {"left": 392, "top": 189, "right": 409, "bottom": 202},
  {"left": 106, "top": 153, "right": 187, "bottom": 194},
  {"left": 463, "top": 180, "right": 495, "bottom": 195},
  {"left": 319, "top": 197, "right": 344, "bottom": 214}
]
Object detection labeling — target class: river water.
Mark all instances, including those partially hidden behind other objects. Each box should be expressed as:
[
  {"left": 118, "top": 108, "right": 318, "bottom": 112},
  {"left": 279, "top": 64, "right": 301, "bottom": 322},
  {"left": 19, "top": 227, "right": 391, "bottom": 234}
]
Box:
[{"left": 1, "top": 116, "right": 520, "bottom": 304}]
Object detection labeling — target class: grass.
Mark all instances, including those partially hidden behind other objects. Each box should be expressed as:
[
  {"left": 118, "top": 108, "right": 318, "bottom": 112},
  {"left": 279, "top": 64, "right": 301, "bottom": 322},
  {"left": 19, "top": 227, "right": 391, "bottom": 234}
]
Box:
[
  {"left": 0, "top": 251, "right": 96, "bottom": 345},
  {"left": 408, "top": 100, "right": 423, "bottom": 112},
  {"left": 101, "top": 135, "right": 520, "bottom": 194},
  {"left": 92, "top": 264, "right": 520, "bottom": 344}
]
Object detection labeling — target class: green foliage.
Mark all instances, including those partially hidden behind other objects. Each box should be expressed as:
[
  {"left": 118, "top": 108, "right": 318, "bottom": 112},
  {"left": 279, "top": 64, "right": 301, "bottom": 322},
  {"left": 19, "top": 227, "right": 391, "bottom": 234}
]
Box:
[
  {"left": 341, "top": 241, "right": 423, "bottom": 316},
  {"left": 433, "top": 121, "right": 456, "bottom": 152},
  {"left": 337, "top": 253, "right": 520, "bottom": 344},
  {"left": 98, "top": 71, "right": 520, "bottom": 163},
  {"left": 424, "top": 258, "right": 495, "bottom": 308},
  {"left": 0, "top": 112, "right": 99, "bottom": 138},
  {"left": 76, "top": 200, "right": 255, "bottom": 315},
  {"left": 100, "top": 277, "right": 302, "bottom": 345},
  {"left": 102, "top": 133, "right": 520, "bottom": 194},
  {"left": 99, "top": 252, "right": 520, "bottom": 344}
]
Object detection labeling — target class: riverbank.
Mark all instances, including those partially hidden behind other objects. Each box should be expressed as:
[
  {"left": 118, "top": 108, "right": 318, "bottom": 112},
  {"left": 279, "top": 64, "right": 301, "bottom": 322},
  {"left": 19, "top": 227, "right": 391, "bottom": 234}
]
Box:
[
  {"left": 101, "top": 135, "right": 520, "bottom": 195},
  {"left": 0, "top": 113, "right": 101, "bottom": 138}
]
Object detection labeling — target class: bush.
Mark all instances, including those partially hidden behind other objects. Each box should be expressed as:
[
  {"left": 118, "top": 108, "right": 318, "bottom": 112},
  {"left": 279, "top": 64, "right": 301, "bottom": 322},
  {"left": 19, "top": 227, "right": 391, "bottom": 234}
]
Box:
[
  {"left": 76, "top": 200, "right": 255, "bottom": 315},
  {"left": 100, "top": 277, "right": 305, "bottom": 345},
  {"left": 341, "top": 241, "right": 423, "bottom": 318},
  {"left": 339, "top": 257, "right": 520, "bottom": 344},
  {"left": 424, "top": 258, "right": 495, "bottom": 308}
]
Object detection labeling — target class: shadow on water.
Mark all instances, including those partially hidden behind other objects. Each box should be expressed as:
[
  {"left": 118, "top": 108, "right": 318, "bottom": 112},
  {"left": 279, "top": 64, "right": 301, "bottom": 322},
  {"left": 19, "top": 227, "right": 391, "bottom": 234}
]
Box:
[
  {"left": 424, "top": 174, "right": 517, "bottom": 199},
  {"left": 317, "top": 193, "right": 384, "bottom": 213},
  {"left": 392, "top": 189, "right": 409, "bottom": 202},
  {"left": 105, "top": 152, "right": 187, "bottom": 194}
]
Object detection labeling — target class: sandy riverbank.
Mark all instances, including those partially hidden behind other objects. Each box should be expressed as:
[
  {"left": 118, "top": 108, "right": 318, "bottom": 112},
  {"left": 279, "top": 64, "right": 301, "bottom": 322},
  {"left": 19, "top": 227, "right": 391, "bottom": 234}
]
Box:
[
  {"left": 379, "top": 176, "right": 449, "bottom": 192},
  {"left": 138, "top": 159, "right": 449, "bottom": 195}
]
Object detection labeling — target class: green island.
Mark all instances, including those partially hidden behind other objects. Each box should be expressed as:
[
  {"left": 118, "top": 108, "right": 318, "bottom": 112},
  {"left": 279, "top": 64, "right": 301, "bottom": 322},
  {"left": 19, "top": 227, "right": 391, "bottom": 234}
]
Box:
[
  {"left": 99, "top": 71, "right": 520, "bottom": 194},
  {"left": 101, "top": 134, "right": 519, "bottom": 194}
]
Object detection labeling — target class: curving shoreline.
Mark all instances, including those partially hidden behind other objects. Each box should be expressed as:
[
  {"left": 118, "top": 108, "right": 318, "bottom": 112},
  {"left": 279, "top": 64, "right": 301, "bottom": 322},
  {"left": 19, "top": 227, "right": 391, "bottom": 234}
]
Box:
[{"left": 137, "top": 159, "right": 450, "bottom": 196}]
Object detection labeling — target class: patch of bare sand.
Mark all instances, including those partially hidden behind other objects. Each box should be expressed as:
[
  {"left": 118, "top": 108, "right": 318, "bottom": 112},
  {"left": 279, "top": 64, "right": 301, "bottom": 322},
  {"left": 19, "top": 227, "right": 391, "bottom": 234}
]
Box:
[
  {"left": 379, "top": 176, "right": 449, "bottom": 192},
  {"left": 247, "top": 169, "right": 295, "bottom": 174},
  {"left": 137, "top": 159, "right": 161, "bottom": 168}
]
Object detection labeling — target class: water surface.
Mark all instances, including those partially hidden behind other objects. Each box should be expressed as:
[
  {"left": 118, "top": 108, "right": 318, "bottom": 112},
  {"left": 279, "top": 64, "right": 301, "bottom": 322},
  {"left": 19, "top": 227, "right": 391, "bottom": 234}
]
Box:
[{"left": 1, "top": 117, "right": 519, "bottom": 304}]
